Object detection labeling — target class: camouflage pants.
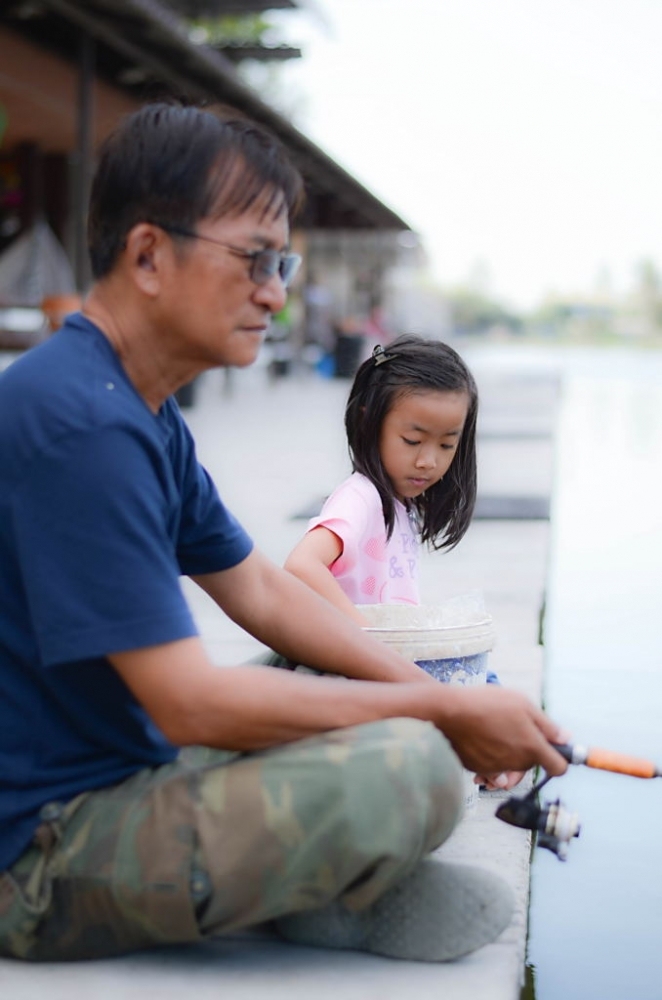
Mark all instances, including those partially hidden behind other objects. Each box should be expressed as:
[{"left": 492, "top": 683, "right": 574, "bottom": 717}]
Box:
[{"left": 0, "top": 718, "right": 463, "bottom": 962}]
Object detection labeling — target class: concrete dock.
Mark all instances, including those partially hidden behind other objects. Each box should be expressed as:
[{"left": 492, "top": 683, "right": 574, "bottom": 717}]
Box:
[{"left": 0, "top": 341, "right": 560, "bottom": 999}]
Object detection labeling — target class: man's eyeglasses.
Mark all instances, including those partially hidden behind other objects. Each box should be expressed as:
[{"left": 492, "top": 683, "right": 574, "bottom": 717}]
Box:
[{"left": 160, "top": 225, "right": 301, "bottom": 288}]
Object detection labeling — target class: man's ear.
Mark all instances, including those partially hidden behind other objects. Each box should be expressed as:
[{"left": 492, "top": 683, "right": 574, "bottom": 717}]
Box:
[{"left": 123, "top": 224, "right": 170, "bottom": 296}]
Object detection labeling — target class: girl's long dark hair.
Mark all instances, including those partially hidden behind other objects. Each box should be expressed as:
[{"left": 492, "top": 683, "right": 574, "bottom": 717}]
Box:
[{"left": 344, "top": 334, "right": 478, "bottom": 550}]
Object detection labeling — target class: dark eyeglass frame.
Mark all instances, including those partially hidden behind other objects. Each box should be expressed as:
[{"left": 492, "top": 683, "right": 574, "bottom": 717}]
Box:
[{"left": 159, "top": 224, "right": 301, "bottom": 288}]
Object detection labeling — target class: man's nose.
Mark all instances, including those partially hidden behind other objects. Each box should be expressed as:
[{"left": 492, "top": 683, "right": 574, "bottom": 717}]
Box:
[{"left": 254, "top": 272, "right": 288, "bottom": 313}]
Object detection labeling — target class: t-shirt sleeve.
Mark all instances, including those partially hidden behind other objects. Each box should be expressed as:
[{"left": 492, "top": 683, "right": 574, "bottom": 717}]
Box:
[
  {"left": 307, "top": 480, "right": 371, "bottom": 574},
  {"left": 172, "top": 419, "right": 253, "bottom": 576},
  {"left": 12, "top": 426, "right": 201, "bottom": 666}
]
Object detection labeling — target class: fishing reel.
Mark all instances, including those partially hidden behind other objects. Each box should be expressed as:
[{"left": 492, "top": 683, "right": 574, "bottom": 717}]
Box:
[
  {"left": 495, "top": 773, "right": 581, "bottom": 861},
  {"left": 494, "top": 741, "right": 660, "bottom": 860}
]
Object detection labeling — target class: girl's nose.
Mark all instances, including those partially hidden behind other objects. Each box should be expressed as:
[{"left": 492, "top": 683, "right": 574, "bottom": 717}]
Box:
[{"left": 415, "top": 447, "right": 437, "bottom": 469}]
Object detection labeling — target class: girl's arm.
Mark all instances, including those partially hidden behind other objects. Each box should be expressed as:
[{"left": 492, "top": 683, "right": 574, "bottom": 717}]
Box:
[{"left": 284, "top": 525, "right": 370, "bottom": 626}]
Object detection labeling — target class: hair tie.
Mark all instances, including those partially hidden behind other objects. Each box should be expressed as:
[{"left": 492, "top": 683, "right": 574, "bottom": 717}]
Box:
[{"left": 372, "top": 344, "right": 393, "bottom": 366}]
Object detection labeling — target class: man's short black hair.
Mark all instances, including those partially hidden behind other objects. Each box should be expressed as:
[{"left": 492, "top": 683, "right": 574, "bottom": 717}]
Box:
[{"left": 88, "top": 102, "right": 304, "bottom": 279}]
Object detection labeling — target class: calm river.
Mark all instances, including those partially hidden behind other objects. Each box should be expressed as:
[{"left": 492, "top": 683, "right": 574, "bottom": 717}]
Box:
[{"left": 492, "top": 346, "right": 662, "bottom": 999}]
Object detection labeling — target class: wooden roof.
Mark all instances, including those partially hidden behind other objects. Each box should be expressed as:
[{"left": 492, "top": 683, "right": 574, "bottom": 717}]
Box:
[
  {"left": 162, "top": 1, "right": 299, "bottom": 13},
  {"left": 0, "top": 0, "right": 409, "bottom": 230}
]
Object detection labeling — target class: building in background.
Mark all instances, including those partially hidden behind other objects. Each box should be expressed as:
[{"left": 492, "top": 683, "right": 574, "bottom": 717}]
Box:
[{"left": 0, "top": 0, "right": 445, "bottom": 363}]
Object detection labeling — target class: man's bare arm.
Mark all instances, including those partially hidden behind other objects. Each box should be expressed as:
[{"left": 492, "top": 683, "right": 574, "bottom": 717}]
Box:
[
  {"left": 108, "top": 548, "right": 569, "bottom": 775},
  {"left": 109, "top": 636, "right": 568, "bottom": 777},
  {"left": 192, "top": 548, "right": 436, "bottom": 685}
]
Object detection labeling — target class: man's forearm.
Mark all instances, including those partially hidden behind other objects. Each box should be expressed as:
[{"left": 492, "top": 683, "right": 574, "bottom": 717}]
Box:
[
  {"left": 192, "top": 554, "right": 436, "bottom": 685},
  {"left": 163, "top": 663, "right": 441, "bottom": 749},
  {"left": 110, "top": 638, "right": 568, "bottom": 778},
  {"left": 110, "top": 636, "right": 437, "bottom": 749}
]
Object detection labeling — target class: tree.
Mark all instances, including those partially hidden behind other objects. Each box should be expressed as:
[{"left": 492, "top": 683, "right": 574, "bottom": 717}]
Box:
[
  {"left": 630, "top": 258, "right": 662, "bottom": 333},
  {"left": 445, "top": 284, "right": 522, "bottom": 335}
]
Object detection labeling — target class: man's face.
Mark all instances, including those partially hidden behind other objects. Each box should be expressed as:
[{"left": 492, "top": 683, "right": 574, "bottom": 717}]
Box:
[{"left": 163, "top": 195, "right": 290, "bottom": 369}]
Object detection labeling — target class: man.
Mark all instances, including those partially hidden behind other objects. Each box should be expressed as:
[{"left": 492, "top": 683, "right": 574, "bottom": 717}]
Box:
[{"left": 0, "top": 103, "right": 566, "bottom": 963}]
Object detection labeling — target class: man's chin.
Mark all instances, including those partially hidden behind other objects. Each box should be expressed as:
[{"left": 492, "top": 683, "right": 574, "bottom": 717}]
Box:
[
  {"left": 236, "top": 345, "right": 263, "bottom": 368},
  {"left": 220, "top": 332, "right": 265, "bottom": 368}
]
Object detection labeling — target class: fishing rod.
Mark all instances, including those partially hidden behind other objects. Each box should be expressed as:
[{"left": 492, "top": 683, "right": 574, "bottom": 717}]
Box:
[
  {"left": 552, "top": 742, "right": 661, "bottom": 778},
  {"left": 495, "top": 742, "right": 661, "bottom": 861}
]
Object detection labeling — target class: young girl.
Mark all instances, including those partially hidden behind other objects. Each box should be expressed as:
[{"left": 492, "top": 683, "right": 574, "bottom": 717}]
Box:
[
  {"left": 285, "top": 334, "right": 522, "bottom": 790},
  {"left": 285, "top": 334, "right": 478, "bottom": 623}
]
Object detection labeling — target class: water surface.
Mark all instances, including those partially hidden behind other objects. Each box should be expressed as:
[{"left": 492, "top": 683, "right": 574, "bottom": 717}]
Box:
[{"left": 523, "top": 354, "right": 662, "bottom": 999}]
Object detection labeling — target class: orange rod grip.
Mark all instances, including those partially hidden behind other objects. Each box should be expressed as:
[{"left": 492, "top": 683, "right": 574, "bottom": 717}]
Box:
[{"left": 585, "top": 748, "right": 657, "bottom": 778}]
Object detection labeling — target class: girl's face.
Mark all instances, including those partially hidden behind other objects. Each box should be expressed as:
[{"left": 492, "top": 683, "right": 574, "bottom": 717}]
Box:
[{"left": 379, "top": 389, "right": 470, "bottom": 501}]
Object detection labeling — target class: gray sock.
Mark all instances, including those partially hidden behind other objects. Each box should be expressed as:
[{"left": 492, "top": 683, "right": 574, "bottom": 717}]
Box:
[{"left": 275, "top": 858, "right": 514, "bottom": 962}]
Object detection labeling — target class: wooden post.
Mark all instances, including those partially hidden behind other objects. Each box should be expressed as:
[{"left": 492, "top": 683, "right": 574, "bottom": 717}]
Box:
[{"left": 73, "top": 29, "right": 94, "bottom": 292}]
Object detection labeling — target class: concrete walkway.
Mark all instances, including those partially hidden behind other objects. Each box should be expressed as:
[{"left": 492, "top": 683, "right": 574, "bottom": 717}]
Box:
[{"left": 0, "top": 343, "right": 559, "bottom": 1000}]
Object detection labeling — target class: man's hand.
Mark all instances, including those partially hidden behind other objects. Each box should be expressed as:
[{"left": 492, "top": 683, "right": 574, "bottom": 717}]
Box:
[{"left": 433, "top": 685, "right": 569, "bottom": 778}]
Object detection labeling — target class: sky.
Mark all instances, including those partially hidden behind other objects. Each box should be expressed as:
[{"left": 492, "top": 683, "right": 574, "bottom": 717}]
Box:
[{"left": 265, "top": 0, "right": 662, "bottom": 310}]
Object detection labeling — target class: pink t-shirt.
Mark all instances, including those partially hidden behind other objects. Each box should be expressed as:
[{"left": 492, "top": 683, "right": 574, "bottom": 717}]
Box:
[{"left": 307, "top": 472, "right": 419, "bottom": 605}]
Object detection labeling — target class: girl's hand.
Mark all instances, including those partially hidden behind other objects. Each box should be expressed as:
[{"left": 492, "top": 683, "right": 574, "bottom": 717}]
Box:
[{"left": 475, "top": 770, "right": 527, "bottom": 791}]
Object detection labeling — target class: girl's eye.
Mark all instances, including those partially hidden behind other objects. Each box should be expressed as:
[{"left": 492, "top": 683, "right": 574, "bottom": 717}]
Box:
[
  {"left": 402, "top": 437, "right": 420, "bottom": 446},
  {"left": 441, "top": 442, "right": 456, "bottom": 451}
]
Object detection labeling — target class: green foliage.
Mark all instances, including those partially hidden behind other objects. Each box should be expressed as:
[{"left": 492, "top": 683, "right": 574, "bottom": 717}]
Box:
[
  {"left": 632, "top": 258, "right": 662, "bottom": 328},
  {"left": 188, "top": 13, "right": 274, "bottom": 45},
  {"left": 445, "top": 285, "right": 522, "bottom": 334},
  {"left": 634, "top": 257, "right": 662, "bottom": 296}
]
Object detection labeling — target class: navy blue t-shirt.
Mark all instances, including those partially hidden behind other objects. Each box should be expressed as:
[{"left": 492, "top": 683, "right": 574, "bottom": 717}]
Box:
[{"left": 0, "top": 315, "right": 253, "bottom": 871}]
